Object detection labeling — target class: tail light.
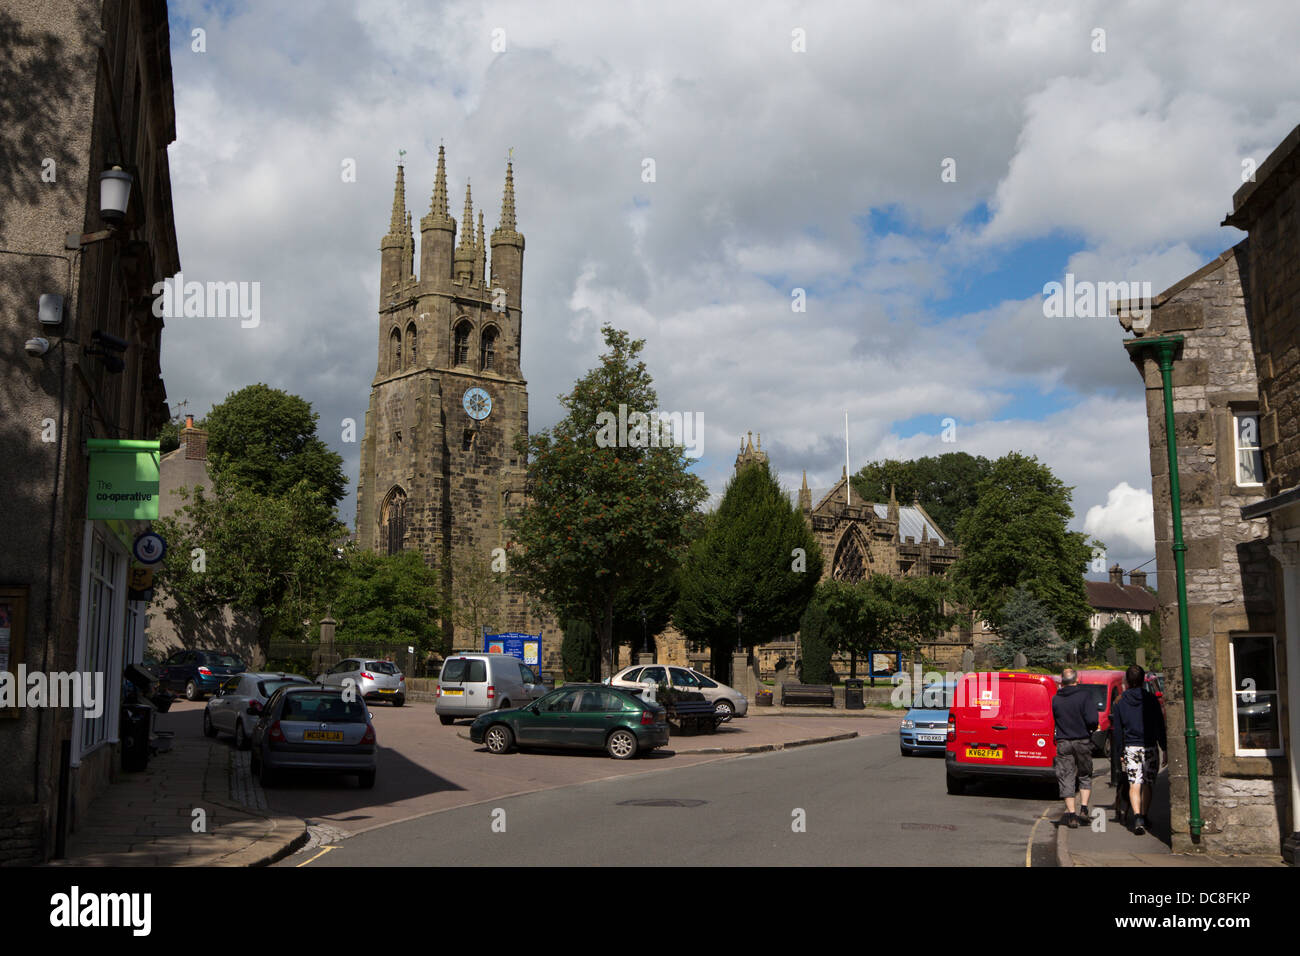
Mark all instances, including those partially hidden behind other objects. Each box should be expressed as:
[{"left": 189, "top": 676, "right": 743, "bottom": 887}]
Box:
[
  {"left": 435, "top": 684, "right": 442, "bottom": 696},
  {"left": 268, "top": 720, "right": 285, "bottom": 742},
  {"left": 360, "top": 671, "right": 374, "bottom": 681},
  {"left": 487, "top": 684, "right": 495, "bottom": 700},
  {"left": 641, "top": 710, "right": 658, "bottom": 725},
  {"left": 361, "top": 723, "right": 376, "bottom": 745},
  {"left": 197, "top": 666, "right": 212, "bottom": 676},
  {"left": 248, "top": 700, "right": 262, "bottom": 714},
  {"left": 946, "top": 712, "right": 956, "bottom": 742}
]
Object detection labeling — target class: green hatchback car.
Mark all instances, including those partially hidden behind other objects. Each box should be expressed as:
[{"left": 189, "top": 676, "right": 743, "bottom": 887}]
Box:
[{"left": 469, "top": 683, "right": 669, "bottom": 759}]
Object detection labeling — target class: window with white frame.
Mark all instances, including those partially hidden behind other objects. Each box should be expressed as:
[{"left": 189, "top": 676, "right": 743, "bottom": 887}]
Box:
[
  {"left": 1229, "top": 634, "right": 1282, "bottom": 757},
  {"left": 79, "top": 528, "right": 126, "bottom": 755},
  {"left": 1234, "top": 412, "right": 1264, "bottom": 487}
]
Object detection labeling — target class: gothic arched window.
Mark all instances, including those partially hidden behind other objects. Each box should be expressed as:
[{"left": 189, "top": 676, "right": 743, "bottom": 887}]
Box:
[
  {"left": 832, "top": 528, "right": 869, "bottom": 583},
  {"left": 380, "top": 487, "right": 408, "bottom": 556},
  {"left": 389, "top": 327, "right": 402, "bottom": 374},
  {"left": 480, "top": 325, "right": 498, "bottom": 371},
  {"left": 453, "top": 319, "right": 472, "bottom": 366},
  {"left": 406, "top": 322, "right": 418, "bottom": 368}
]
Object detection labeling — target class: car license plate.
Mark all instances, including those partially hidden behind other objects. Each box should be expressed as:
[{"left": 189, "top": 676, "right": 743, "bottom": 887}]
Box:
[
  {"left": 443, "top": 688, "right": 463, "bottom": 695},
  {"left": 965, "top": 746, "right": 1002, "bottom": 759},
  {"left": 304, "top": 730, "right": 344, "bottom": 742},
  {"left": 378, "top": 689, "right": 395, "bottom": 694},
  {"left": 918, "top": 734, "right": 944, "bottom": 742}
]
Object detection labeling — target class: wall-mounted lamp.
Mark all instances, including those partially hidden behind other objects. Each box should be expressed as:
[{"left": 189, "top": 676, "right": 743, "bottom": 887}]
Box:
[
  {"left": 84, "top": 328, "right": 128, "bottom": 373},
  {"left": 25, "top": 337, "right": 50, "bottom": 357},
  {"left": 99, "top": 166, "right": 133, "bottom": 223}
]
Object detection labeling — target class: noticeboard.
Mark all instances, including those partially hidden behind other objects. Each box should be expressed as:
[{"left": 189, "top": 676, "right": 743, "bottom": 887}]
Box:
[{"left": 483, "top": 631, "right": 541, "bottom": 667}]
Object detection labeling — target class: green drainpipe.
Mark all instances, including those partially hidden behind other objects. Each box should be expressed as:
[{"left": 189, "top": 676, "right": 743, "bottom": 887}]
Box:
[{"left": 1125, "top": 334, "right": 1203, "bottom": 839}]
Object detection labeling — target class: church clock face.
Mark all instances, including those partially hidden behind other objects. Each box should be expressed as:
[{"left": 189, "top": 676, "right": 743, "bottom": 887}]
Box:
[{"left": 462, "top": 386, "right": 492, "bottom": 421}]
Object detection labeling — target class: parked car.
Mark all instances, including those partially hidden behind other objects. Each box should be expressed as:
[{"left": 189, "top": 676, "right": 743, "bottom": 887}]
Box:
[
  {"left": 945, "top": 671, "right": 1059, "bottom": 795},
  {"left": 899, "top": 681, "right": 956, "bottom": 756},
  {"left": 436, "top": 653, "right": 549, "bottom": 724},
  {"left": 1078, "top": 669, "right": 1127, "bottom": 756},
  {"left": 317, "top": 658, "right": 407, "bottom": 706},
  {"left": 203, "top": 672, "right": 313, "bottom": 749},
  {"left": 610, "top": 664, "right": 748, "bottom": 718},
  {"left": 155, "top": 649, "right": 247, "bottom": 701},
  {"left": 469, "top": 684, "right": 668, "bottom": 759},
  {"left": 249, "top": 685, "right": 377, "bottom": 788}
]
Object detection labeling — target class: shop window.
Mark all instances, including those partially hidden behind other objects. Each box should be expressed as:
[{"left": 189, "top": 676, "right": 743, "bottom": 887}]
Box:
[{"left": 1229, "top": 634, "right": 1282, "bottom": 757}]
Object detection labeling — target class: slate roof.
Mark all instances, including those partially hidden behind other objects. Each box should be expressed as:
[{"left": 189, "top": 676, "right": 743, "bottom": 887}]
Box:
[{"left": 1085, "top": 580, "right": 1157, "bottom": 613}]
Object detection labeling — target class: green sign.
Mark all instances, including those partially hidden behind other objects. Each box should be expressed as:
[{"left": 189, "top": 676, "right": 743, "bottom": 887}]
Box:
[{"left": 86, "top": 439, "right": 161, "bottom": 520}]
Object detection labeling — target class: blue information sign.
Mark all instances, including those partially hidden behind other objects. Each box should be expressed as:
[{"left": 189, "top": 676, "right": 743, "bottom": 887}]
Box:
[{"left": 483, "top": 631, "right": 542, "bottom": 667}]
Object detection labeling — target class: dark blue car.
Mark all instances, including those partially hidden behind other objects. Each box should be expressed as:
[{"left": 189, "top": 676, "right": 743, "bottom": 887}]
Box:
[{"left": 156, "top": 649, "right": 247, "bottom": 701}]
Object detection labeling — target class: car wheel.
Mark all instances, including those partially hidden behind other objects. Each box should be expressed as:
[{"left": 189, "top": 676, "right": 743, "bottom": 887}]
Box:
[
  {"left": 1102, "top": 735, "right": 1112, "bottom": 759},
  {"left": 357, "top": 770, "right": 376, "bottom": 789},
  {"left": 439, "top": 715, "right": 456, "bottom": 726},
  {"left": 234, "top": 720, "right": 249, "bottom": 751},
  {"left": 946, "top": 770, "right": 966, "bottom": 795},
  {"left": 484, "top": 724, "right": 514, "bottom": 754},
  {"left": 607, "top": 728, "right": 638, "bottom": 760},
  {"left": 202, "top": 709, "right": 216, "bottom": 738},
  {"left": 393, "top": 695, "right": 405, "bottom": 707},
  {"left": 186, "top": 680, "right": 201, "bottom": 701},
  {"left": 713, "top": 699, "right": 734, "bottom": 720}
]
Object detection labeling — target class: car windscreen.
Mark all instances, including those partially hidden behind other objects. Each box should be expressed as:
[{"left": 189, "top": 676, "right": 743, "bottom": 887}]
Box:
[
  {"left": 367, "top": 661, "right": 399, "bottom": 675},
  {"left": 259, "top": 678, "right": 308, "bottom": 698},
  {"left": 912, "top": 684, "right": 956, "bottom": 708},
  {"left": 280, "top": 692, "right": 367, "bottom": 722},
  {"left": 203, "top": 653, "right": 244, "bottom": 668},
  {"left": 441, "top": 659, "right": 486, "bottom": 683}
]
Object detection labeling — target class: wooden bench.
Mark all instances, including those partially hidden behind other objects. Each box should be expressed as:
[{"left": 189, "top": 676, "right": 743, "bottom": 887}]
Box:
[
  {"left": 663, "top": 699, "right": 723, "bottom": 736},
  {"left": 781, "top": 683, "right": 835, "bottom": 707}
]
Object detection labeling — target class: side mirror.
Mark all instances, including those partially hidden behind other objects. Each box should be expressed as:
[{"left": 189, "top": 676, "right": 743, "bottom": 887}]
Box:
[{"left": 529, "top": 705, "right": 540, "bottom": 715}]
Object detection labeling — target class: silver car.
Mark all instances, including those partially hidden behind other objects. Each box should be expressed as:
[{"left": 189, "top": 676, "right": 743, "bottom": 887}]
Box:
[
  {"left": 610, "top": 664, "right": 749, "bottom": 718},
  {"left": 250, "top": 685, "right": 378, "bottom": 789},
  {"left": 317, "top": 657, "right": 407, "bottom": 706},
  {"left": 203, "top": 671, "right": 312, "bottom": 750}
]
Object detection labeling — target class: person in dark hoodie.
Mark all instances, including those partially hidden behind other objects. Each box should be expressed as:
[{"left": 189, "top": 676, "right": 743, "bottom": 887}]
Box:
[
  {"left": 1111, "top": 664, "right": 1167, "bottom": 835},
  {"left": 1051, "top": 668, "right": 1098, "bottom": 828}
]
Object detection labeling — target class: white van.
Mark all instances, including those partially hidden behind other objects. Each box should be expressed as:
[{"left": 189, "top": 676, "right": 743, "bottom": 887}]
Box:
[{"left": 436, "top": 653, "right": 548, "bottom": 725}]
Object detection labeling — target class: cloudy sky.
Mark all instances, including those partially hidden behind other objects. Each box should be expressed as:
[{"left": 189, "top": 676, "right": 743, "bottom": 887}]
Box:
[{"left": 161, "top": 0, "right": 1300, "bottom": 583}]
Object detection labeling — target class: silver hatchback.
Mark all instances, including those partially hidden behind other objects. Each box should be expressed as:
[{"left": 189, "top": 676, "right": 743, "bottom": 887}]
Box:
[
  {"left": 250, "top": 685, "right": 378, "bottom": 789},
  {"left": 203, "top": 671, "right": 312, "bottom": 749},
  {"left": 317, "top": 657, "right": 407, "bottom": 706},
  {"left": 611, "top": 664, "right": 749, "bottom": 718}
]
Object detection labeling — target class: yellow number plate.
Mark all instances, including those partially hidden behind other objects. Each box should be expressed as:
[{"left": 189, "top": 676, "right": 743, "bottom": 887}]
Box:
[
  {"left": 965, "top": 747, "right": 1002, "bottom": 759},
  {"left": 443, "top": 688, "right": 463, "bottom": 695},
  {"left": 304, "top": 730, "right": 344, "bottom": 742},
  {"left": 378, "top": 689, "right": 395, "bottom": 694}
]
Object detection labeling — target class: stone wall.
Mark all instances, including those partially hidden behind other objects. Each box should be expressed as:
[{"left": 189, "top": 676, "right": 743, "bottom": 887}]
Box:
[{"left": 1125, "top": 245, "right": 1286, "bottom": 855}]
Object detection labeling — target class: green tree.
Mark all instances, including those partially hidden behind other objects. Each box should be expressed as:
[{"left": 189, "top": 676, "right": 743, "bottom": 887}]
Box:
[
  {"left": 153, "top": 478, "right": 343, "bottom": 652},
  {"left": 993, "top": 586, "right": 1068, "bottom": 668},
  {"left": 508, "top": 326, "right": 708, "bottom": 678},
  {"left": 851, "top": 452, "right": 994, "bottom": 544},
  {"left": 561, "top": 618, "right": 599, "bottom": 682},
  {"left": 675, "top": 460, "right": 824, "bottom": 676},
  {"left": 331, "top": 548, "right": 445, "bottom": 655},
  {"left": 950, "top": 452, "right": 1096, "bottom": 643},
  {"left": 613, "top": 562, "right": 679, "bottom": 661},
  {"left": 451, "top": 550, "right": 506, "bottom": 651},
  {"left": 1096, "top": 618, "right": 1142, "bottom": 665},
  {"left": 1139, "top": 608, "right": 1162, "bottom": 668},
  {"left": 204, "top": 384, "right": 348, "bottom": 510},
  {"left": 797, "top": 594, "right": 838, "bottom": 684},
  {"left": 816, "top": 573, "right": 955, "bottom": 675}
]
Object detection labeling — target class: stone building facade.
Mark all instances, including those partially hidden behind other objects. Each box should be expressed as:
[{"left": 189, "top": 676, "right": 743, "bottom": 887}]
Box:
[
  {"left": 1085, "top": 565, "right": 1157, "bottom": 639},
  {"left": 1224, "top": 124, "right": 1300, "bottom": 863},
  {"left": 1120, "top": 241, "right": 1285, "bottom": 856},
  {"left": 354, "top": 151, "right": 561, "bottom": 669},
  {"left": 0, "top": 0, "right": 180, "bottom": 862}
]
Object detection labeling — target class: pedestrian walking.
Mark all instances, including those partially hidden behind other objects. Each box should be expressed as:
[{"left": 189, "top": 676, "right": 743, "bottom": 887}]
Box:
[
  {"left": 1111, "top": 664, "right": 1167, "bottom": 835},
  {"left": 1107, "top": 694, "right": 1130, "bottom": 825},
  {"left": 1051, "top": 667, "right": 1098, "bottom": 828}
]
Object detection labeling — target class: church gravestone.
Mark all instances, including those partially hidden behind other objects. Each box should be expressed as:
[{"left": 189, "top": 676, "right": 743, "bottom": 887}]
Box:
[{"left": 1012, "top": 651, "right": 1028, "bottom": 669}]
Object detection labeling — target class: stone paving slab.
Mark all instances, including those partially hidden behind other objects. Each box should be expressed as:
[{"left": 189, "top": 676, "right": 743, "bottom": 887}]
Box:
[{"left": 49, "top": 707, "right": 307, "bottom": 868}]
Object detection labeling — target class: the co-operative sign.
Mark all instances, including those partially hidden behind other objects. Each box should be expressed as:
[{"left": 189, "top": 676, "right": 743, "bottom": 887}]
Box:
[
  {"left": 484, "top": 631, "right": 542, "bottom": 667},
  {"left": 86, "top": 439, "right": 161, "bottom": 521}
]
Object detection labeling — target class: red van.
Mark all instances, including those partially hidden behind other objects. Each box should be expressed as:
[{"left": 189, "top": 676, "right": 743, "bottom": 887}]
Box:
[
  {"left": 945, "top": 671, "right": 1058, "bottom": 795},
  {"left": 1078, "top": 669, "right": 1126, "bottom": 756}
]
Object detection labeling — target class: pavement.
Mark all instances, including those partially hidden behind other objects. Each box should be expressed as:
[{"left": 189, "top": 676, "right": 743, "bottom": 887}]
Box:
[
  {"left": 1053, "top": 765, "right": 1287, "bottom": 868},
  {"left": 48, "top": 704, "right": 307, "bottom": 867}
]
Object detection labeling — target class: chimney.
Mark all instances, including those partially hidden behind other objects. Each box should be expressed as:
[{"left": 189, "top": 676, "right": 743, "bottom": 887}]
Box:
[
  {"left": 1129, "top": 568, "right": 1147, "bottom": 589},
  {"left": 1109, "top": 563, "right": 1124, "bottom": 586},
  {"left": 182, "top": 415, "right": 207, "bottom": 461}
]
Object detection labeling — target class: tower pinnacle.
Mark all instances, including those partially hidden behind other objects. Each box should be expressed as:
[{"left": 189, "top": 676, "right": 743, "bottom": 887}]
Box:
[
  {"left": 428, "top": 144, "right": 450, "bottom": 220},
  {"left": 386, "top": 162, "right": 407, "bottom": 237},
  {"left": 498, "top": 159, "right": 517, "bottom": 233},
  {"left": 458, "top": 182, "right": 475, "bottom": 250}
]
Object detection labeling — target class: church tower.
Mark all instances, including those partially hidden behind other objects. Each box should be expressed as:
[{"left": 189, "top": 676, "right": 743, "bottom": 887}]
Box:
[{"left": 356, "top": 148, "right": 538, "bottom": 654}]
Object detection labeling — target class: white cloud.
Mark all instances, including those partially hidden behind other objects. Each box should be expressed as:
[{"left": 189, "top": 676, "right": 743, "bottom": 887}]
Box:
[{"left": 1083, "top": 481, "right": 1156, "bottom": 559}]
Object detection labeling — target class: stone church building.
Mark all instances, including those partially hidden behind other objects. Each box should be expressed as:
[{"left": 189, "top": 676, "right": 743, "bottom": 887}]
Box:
[{"left": 354, "top": 150, "right": 561, "bottom": 665}]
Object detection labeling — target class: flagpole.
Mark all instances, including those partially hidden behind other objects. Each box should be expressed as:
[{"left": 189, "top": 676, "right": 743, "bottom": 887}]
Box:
[{"left": 845, "top": 411, "right": 851, "bottom": 506}]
